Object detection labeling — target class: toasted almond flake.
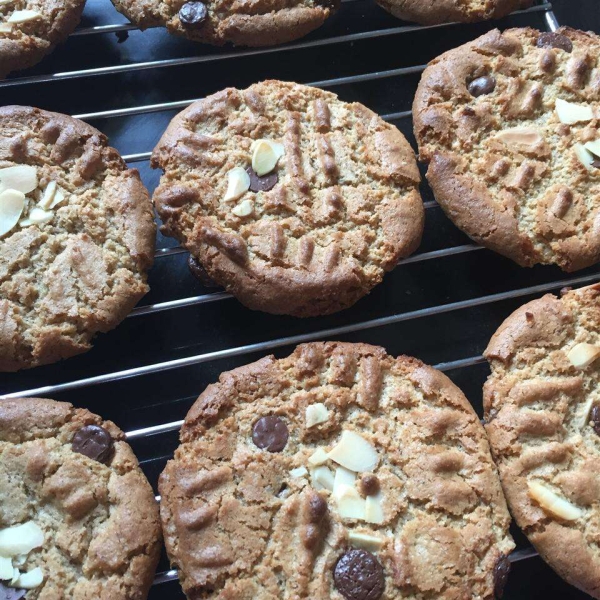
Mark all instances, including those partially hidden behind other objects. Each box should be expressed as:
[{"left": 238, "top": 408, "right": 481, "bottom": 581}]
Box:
[
  {"left": 0, "top": 557, "right": 12, "bottom": 581},
  {"left": 574, "top": 144, "right": 595, "bottom": 171},
  {"left": 310, "top": 465, "right": 334, "bottom": 491},
  {"left": 15, "top": 567, "right": 43, "bottom": 589},
  {"left": 0, "top": 189, "right": 25, "bottom": 237},
  {"left": 348, "top": 531, "right": 384, "bottom": 551},
  {"left": 308, "top": 448, "right": 329, "bottom": 467},
  {"left": 7, "top": 9, "right": 42, "bottom": 23},
  {"left": 49, "top": 187, "right": 66, "bottom": 209},
  {"left": 335, "top": 486, "right": 367, "bottom": 520},
  {"left": 231, "top": 199, "right": 254, "bottom": 217},
  {"left": 495, "top": 127, "right": 543, "bottom": 149},
  {"left": 567, "top": 342, "right": 600, "bottom": 368},
  {"left": 251, "top": 139, "right": 285, "bottom": 176},
  {"left": 328, "top": 430, "right": 379, "bottom": 473},
  {"left": 578, "top": 395, "right": 596, "bottom": 430},
  {"left": 290, "top": 466, "right": 308, "bottom": 478},
  {"left": 223, "top": 167, "right": 250, "bottom": 202},
  {"left": 0, "top": 22, "right": 12, "bottom": 33},
  {"left": 28, "top": 207, "right": 53, "bottom": 225},
  {"left": 306, "top": 403, "right": 329, "bottom": 428},
  {"left": 0, "top": 165, "right": 37, "bottom": 195},
  {"left": 555, "top": 98, "right": 594, "bottom": 125},
  {"left": 584, "top": 139, "right": 600, "bottom": 158},
  {"left": 528, "top": 481, "right": 583, "bottom": 521},
  {"left": 365, "top": 492, "right": 385, "bottom": 524},
  {"left": 38, "top": 181, "right": 57, "bottom": 210},
  {"left": 10, "top": 567, "right": 19, "bottom": 586},
  {"left": 333, "top": 466, "right": 356, "bottom": 500},
  {"left": 0, "top": 522, "right": 44, "bottom": 558}
]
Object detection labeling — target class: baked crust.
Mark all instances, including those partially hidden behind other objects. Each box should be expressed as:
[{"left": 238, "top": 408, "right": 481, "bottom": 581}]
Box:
[
  {"left": 0, "top": 0, "right": 85, "bottom": 79},
  {"left": 152, "top": 81, "right": 424, "bottom": 317},
  {"left": 111, "top": 0, "right": 339, "bottom": 47},
  {"left": 484, "top": 283, "right": 600, "bottom": 598},
  {"left": 0, "top": 106, "right": 156, "bottom": 371},
  {"left": 160, "top": 341, "right": 514, "bottom": 599},
  {"left": 413, "top": 27, "right": 600, "bottom": 271},
  {"left": 0, "top": 397, "right": 162, "bottom": 599}
]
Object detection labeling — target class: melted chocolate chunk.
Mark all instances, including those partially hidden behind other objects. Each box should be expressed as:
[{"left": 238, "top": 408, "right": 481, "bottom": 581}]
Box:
[
  {"left": 187, "top": 255, "right": 219, "bottom": 287},
  {"left": 252, "top": 416, "right": 289, "bottom": 452},
  {"left": 590, "top": 405, "right": 600, "bottom": 435},
  {"left": 179, "top": 2, "right": 208, "bottom": 25},
  {"left": 0, "top": 584, "right": 26, "bottom": 600},
  {"left": 72, "top": 425, "right": 114, "bottom": 464},
  {"left": 246, "top": 167, "right": 278, "bottom": 193},
  {"left": 536, "top": 32, "right": 573, "bottom": 53},
  {"left": 334, "top": 549, "right": 385, "bottom": 600},
  {"left": 493, "top": 555, "right": 511, "bottom": 598},
  {"left": 468, "top": 76, "right": 496, "bottom": 97}
]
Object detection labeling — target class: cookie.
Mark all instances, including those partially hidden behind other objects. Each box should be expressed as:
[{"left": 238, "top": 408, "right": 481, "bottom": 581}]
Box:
[
  {"left": 0, "top": 106, "right": 155, "bottom": 372},
  {"left": 484, "top": 283, "right": 600, "bottom": 598},
  {"left": 110, "top": 0, "right": 339, "bottom": 47},
  {"left": 152, "top": 81, "right": 424, "bottom": 317},
  {"left": 413, "top": 27, "right": 600, "bottom": 272},
  {"left": 0, "top": 1, "right": 85, "bottom": 79},
  {"left": 375, "top": 0, "right": 533, "bottom": 25},
  {"left": 0, "top": 397, "right": 162, "bottom": 599},
  {"left": 159, "top": 341, "right": 514, "bottom": 599}
]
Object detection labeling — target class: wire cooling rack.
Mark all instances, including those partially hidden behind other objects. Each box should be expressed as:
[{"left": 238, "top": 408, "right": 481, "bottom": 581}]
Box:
[{"left": 1, "top": 0, "right": 597, "bottom": 597}]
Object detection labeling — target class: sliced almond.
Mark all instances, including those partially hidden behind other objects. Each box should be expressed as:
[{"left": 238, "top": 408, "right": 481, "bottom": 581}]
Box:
[
  {"left": 0, "top": 165, "right": 37, "bottom": 195},
  {"left": 306, "top": 403, "right": 329, "bottom": 428},
  {"left": 0, "top": 189, "right": 25, "bottom": 237},
  {"left": 0, "top": 23, "right": 13, "bottom": 33},
  {"left": 328, "top": 430, "right": 378, "bottom": 473},
  {"left": 308, "top": 448, "right": 329, "bottom": 467},
  {"left": 49, "top": 187, "right": 67, "bottom": 209},
  {"left": 333, "top": 466, "right": 356, "bottom": 500},
  {"left": 310, "top": 466, "right": 334, "bottom": 492},
  {"left": 574, "top": 144, "right": 595, "bottom": 171},
  {"left": 495, "top": 127, "right": 543, "bottom": 150},
  {"left": 290, "top": 466, "right": 308, "bottom": 478},
  {"left": 577, "top": 395, "right": 596, "bottom": 430},
  {"left": 528, "top": 481, "right": 583, "bottom": 521},
  {"left": 0, "top": 557, "right": 12, "bottom": 581},
  {"left": 348, "top": 531, "right": 384, "bottom": 552},
  {"left": 9, "top": 568, "right": 19, "bottom": 586},
  {"left": 28, "top": 207, "right": 53, "bottom": 225},
  {"left": 567, "top": 342, "right": 600, "bottom": 368},
  {"left": 584, "top": 139, "right": 600, "bottom": 158},
  {"left": 0, "top": 522, "right": 44, "bottom": 558},
  {"left": 365, "top": 492, "right": 385, "bottom": 524},
  {"left": 15, "top": 567, "right": 43, "bottom": 589},
  {"left": 38, "top": 181, "right": 57, "bottom": 210},
  {"left": 231, "top": 199, "right": 254, "bottom": 217},
  {"left": 251, "top": 139, "right": 285, "bottom": 177},
  {"left": 555, "top": 98, "right": 594, "bottom": 125},
  {"left": 223, "top": 167, "right": 250, "bottom": 202},
  {"left": 335, "top": 486, "right": 367, "bottom": 520},
  {"left": 7, "top": 10, "right": 42, "bottom": 23}
]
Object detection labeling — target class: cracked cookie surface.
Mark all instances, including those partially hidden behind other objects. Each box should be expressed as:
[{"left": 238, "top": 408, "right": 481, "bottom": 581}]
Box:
[
  {"left": 152, "top": 81, "right": 424, "bottom": 317},
  {"left": 110, "top": 0, "right": 339, "bottom": 47},
  {"left": 484, "top": 283, "right": 600, "bottom": 598},
  {"left": 414, "top": 27, "right": 600, "bottom": 271},
  {"left": 159, "top": 341, "right": 514, "bottom": 600},
  {"left": 0, "top": 106, "right": 155, "bottom": 371},
  {"left": 0, "top": 0, "right": 85, "bottom": 79},
  {"left": 0, "top": 397, "right": 162, "bottom": 599},
  {"left": 375, "top": 0, "right": 532, "bottom": 25}
]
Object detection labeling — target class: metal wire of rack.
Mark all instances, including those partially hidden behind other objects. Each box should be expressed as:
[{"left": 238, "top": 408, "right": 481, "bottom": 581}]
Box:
[{"left": 1, "top": 1, "right": 596, "bottom": 598}]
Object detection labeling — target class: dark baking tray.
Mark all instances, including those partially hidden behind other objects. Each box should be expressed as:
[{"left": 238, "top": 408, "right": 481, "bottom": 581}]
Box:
[{"left": 1, "top": 0, "right": 598, "bottom": 597}]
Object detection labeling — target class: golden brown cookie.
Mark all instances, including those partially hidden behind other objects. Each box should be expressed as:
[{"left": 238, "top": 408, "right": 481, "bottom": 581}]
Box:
[
  {"left": 375, "top": 0, "right": 533, "bottom": 25},
  {"left": 152, "top": 81, "right": 424, "bottom": 317},
  {"left": 484, "top": 283, "right": 600, "bottom": 598},
  {"left": 0, "top": 397, "right": 162, "bottom": 599},
  {"left": 0, "top": 106, "right": 156, "bottom": 372},
  {"left": 414, "top": 27, "right": 600, "bottom": 272},
  {"left": 160, "top": 342, "right": 514, "bottom": 599},
  {"left": 110, "top": 0, "right": 339, "bottom": 47},
  {"left": 0, "top": 1, "right": 85, "bottom": 79}
]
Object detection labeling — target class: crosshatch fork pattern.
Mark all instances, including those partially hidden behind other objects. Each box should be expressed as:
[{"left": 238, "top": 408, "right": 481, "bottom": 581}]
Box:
[{"left": 2, "top": 0, "right": 599, "bottom": 598}]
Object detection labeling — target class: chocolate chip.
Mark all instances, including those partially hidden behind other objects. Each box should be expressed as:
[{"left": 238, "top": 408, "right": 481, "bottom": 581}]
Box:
[
  {"left": 537, "top": 32, "right": 573, "bottom": 53},
  {"left": 525, "top": 311, "right": 534, "bottom": 323},
  {"left": 252, "top": 416, "right": 289, "bottom": 452},
  {"left": 593, "top": 159, "right": 600, "bottom": 169},
  {"left": 308, "top": 492, "right": 328, "bottom": 521},
  {"left": 0, "top": 584, "right": 26, "bottom": 600},
  {"left": 72, "top": 425, "right": 114, "bottom": 464},
  {"left": 246, "top": 167, "right": 278, "bottom": 193},
  {"left": 493, "top": 555, "right": 511, "bottom": 598},
  {"left": 359, "top": 474, "right": 380, "bottom": 497},
  {"left": 179, "top": 1, "right": 207, "bottom": 26},
  {"left": 187, "top": 255, "right": 219, "bottom": 287},
  {"left": 334, "top": 549, "right": 385, "bottom": 600},
  {"left": 468, "top": 76, "right": 496, "bottom": 97},
  {"left": 590, "top": 405, "right": 600, "bottom": 435}
]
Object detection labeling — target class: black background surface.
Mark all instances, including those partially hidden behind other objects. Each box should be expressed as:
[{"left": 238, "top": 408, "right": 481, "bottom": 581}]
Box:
[{"left": 1, "top": 0, "right": 599, "bottom": 598}]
